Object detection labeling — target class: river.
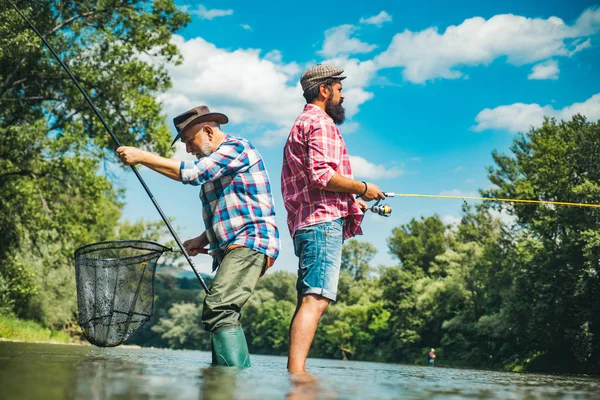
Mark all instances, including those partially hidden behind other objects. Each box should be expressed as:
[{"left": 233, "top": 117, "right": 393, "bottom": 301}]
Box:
[{"left": 0, "top": 341, "right": 598, "bottom": 399}]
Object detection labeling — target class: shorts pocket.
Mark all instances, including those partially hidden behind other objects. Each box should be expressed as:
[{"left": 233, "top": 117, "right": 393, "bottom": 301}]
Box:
[
  {"left": 293, "top": 229, "right": 317, "bottom": 271},
  {"left": 325, "top": 219, "right": 343, "bottom": 237}
]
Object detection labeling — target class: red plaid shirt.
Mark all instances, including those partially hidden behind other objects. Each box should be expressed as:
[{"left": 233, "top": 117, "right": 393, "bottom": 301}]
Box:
[{"left": 281, "top": 104, "right": 364, "bottom": 239}]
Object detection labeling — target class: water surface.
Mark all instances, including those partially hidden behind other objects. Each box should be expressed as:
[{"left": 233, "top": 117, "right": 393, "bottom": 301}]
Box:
[{"left": 0, "top": 341, "right": 598, "bottom": 399}]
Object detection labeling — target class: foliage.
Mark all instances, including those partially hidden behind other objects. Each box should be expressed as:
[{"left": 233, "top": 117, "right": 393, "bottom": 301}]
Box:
[
  {"left": 0, "top": 313, "right": 71, "bottom": 343},
  {"left": 151, "top": 302, "right": 210, "bottom": 349},
  {"left": 341, "top": 239, "right": 377, "bottom": 281},
  {"left": 0, "top": 0, "right": 188, "bottom": 330}
]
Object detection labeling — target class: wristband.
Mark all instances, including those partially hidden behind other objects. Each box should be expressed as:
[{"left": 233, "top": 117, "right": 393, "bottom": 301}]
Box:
[{"left": 361, "top": 181, "right": 368, "bottom": 197}]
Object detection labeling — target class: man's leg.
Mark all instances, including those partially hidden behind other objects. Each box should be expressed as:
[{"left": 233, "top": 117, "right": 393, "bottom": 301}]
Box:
[
  {"left": 202, "top": 247, "right": 265, "bottom": 367},
  {"left": 287, "top": 294, "right": 330, "bottom": 373},
  {"left": 287, "top": 219, "right": 343, "bottom": 374}
]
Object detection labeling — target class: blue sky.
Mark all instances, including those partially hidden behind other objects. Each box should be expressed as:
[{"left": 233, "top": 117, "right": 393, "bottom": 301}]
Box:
[{"left": 120, "top": 0, "right": 600, "bottom": 275}]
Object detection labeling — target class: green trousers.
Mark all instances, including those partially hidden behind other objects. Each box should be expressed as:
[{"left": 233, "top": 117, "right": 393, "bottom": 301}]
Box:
[{"left": 202, "top": 246, "right": 266, "bottom": 332}]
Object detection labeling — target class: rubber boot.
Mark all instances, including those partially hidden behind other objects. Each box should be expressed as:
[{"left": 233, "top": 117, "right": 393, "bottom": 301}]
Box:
[
  {"left": 211, "top": 340, "right": 217, "bottom": 365},
  {"left": 211, "top": 327, "right": 251, "bottom": 367}
]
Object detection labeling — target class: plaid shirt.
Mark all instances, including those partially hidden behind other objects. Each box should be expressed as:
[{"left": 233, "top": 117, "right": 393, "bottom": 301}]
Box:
[
  {"left": 281, "top": 104, "right": 364, "bottom": 240},
  {"left": 180, "top": 134, "right": 280, "bottom": 270}
]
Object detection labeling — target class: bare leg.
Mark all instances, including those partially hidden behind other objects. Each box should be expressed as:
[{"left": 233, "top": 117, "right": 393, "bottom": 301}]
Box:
[{"left": 287, "top": 294, "right": 330, "bottom": 374}]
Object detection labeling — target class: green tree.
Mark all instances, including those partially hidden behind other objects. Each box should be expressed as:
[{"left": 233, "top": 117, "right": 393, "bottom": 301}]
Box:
[
  {"left": 484, "top": 115, "right": 600, "bottom": 372},
  {"left": 341, "top": 239, "right": 377, "bottom": 281},
  {"left": 388, "top": 215, "right": 448, "bottom": 275},
  {"left": 247, "top": 299, "right": 295, "bottom": 355},
  {"left": 152, "top": 302, "right": 210, "bottom": 349},
  {"left": 255, "top": 270, "right": 297, "bottom": 303},
  {"left": 0, "top": 0, "right": 189, "bottom": 328}
]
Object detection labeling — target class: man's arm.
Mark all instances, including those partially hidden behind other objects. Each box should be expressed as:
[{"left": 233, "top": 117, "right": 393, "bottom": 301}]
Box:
[
  {"left": 183, "top": 232, "right": 209, "bottom": 256},
  {"left": 116, "top": 146, "right": 181, "bottom": 181},
  {"left": 325, "top": 173, "right": 385, "bottom": 201},
  {"left": 305, "top": 121, "right": 385, "bottom": 202}
]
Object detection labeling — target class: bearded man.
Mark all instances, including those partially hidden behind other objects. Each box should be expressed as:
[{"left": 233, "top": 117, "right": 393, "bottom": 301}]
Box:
[{"left": 281, "top": 64, "right": 385, "bottom": 374}]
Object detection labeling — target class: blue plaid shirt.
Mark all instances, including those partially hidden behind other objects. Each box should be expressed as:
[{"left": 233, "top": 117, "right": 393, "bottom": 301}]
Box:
[{"left": 180, "top": 134, "right": 280, "bottom": 270}]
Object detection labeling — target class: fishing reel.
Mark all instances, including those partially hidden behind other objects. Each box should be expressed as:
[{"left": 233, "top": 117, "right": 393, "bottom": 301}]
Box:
[{"left": 370, "top": 192, "right": 395, "bottom": 217}]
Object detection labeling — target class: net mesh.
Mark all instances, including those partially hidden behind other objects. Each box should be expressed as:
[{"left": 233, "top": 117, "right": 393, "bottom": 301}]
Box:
[{"left": 74, "top": 240, "right": 168, "bottom": 347}]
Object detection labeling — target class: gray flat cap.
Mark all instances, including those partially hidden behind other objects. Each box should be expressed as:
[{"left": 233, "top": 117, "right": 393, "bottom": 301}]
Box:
[{"left": 300, "top": 64, "right": 346, "bottom": 93}]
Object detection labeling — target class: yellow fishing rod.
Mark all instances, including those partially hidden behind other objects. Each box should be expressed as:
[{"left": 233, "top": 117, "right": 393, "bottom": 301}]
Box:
[{"left": 369, "top": 192, "right": 600, "bottom": 217}]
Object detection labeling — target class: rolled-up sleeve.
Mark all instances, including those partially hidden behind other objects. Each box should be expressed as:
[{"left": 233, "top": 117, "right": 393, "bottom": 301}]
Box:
[
  {"left": 180, "top": 141, "right": 251, "bottom": 186},
  {"left": 306, "top": 120, "right": 341, "bottom": 188}
]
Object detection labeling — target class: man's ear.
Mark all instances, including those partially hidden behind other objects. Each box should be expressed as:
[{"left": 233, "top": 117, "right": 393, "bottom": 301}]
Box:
[
  {"left": 318, "top": 84, "right": 330, "bottom": 100},
  {"left": 203, "top": 124, "right": 214, "bottom": 140}
]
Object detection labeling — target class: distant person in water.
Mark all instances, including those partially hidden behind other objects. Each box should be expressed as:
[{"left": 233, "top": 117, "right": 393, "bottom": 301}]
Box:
[{"left": 428, "top": 348, "right": 436, "bottom": 366}]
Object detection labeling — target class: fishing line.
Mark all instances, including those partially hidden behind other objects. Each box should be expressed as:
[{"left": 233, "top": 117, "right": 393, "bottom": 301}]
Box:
[
  {"left": 369, "top": 192, "right": 600, "bottom": 217},
  {"left": 7, "top": 0, "right": 209, "bottom": 293}
]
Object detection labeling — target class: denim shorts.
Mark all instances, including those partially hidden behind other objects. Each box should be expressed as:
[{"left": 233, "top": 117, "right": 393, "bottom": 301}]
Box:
[{"left": 293, "top": 219, "right": 343, "bottom": 301}]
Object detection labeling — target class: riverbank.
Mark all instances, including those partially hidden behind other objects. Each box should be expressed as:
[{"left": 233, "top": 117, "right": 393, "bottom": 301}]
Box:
[{"left": 0, "top": 314, "right": 72, "bottom": 344}]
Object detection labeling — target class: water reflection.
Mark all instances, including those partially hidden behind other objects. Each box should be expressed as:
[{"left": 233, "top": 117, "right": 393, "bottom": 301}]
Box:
[
  {"left": 70, "top": 355, "right": 147, "bottom": 399},
  {"left": 1, "top": 341, "right": 600, "bottom": 400},
  {"left": 200, "top": 367, "right": 238, "bottom": 400},
  {"left": 286, "top": 372, "right": 318, "bottom": 400}
]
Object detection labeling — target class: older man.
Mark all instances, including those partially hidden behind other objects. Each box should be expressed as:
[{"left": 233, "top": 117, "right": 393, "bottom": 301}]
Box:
[
  {"left": 117, "top": 105, "right": 279, "bottom": 367},
  {"left": 281, "top": 64, "right": 385, "bottom": 374}
]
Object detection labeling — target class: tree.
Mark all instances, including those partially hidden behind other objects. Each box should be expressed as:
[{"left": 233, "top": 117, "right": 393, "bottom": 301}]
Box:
[
  {"left": 484, "top": 116, "right": 600, "bottom": 372},
  {"left": 0, "top": 0, "right": 189, "bottom": 328},
  {"left": 341, "top": 239, "right": 377, "bottom": 281},
  {"left": 387, "top": 215, "right": 448, "bottom": 275},
  {"left": 152, "top": 302, "right": 210, "bottom": 349}
]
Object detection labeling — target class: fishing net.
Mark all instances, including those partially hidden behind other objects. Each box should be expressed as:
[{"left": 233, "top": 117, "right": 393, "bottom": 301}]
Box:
[{"left": 74, "top": 240, "right": 171, "bottom": 347}]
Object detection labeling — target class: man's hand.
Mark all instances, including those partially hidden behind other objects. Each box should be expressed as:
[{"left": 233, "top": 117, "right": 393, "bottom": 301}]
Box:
[
  {"left": 356, "top": 199, "right": 369, "bottom": 212},
  {"left": 183, "top": 233, "right": 209, "bottom": 256},
  {"left": 360, "top": 182, "right": 386, "bottom": 202},
  {"left": 116, "top": 146, "right": 147, "bottom": 166}
]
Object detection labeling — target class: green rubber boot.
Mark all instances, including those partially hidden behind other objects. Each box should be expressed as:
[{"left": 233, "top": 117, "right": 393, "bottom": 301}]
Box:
[{"left": 211, "top": 327, "right": 251, "bottom": 367}]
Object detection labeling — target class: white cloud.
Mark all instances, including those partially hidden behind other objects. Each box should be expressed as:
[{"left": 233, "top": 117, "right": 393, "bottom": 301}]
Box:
[
  {"left": 360, "top": 11, "right": 392, "bottom": 27},
  {"left": 528, "top": 59, "right": 560, "bottom": 80},
  {"left": 442, "top": 214, "right": 462, "bottom": 226},
  {"left": 341, "top": 121, "right": 360, "bottom": 134},
  {"left": 343, "top": 87, "right": 375, "bottom": 118},
  {"left": 473, "top": 93, "right": 600, "bottom": 133},
  {"left": 191, "top": 5, "right": 233, "bottom": 20},
  {"left": 158, "top": 36, "right": 377, "bottom": 147},
  {"left": 489, "top": 207, "right": 518, "bottom": 227},
  {"left": 240, "top": 24, "right": 252, "bottom": 31},
  {"left": 473, "top": 103, "right": 551, "bottom": 133},
  {"left": 158, "top": 35, "right": 303, "bottom": 129},
  {"left": 322, "top": 57, "right": 379, "bottom": 89},
  {"left": 573, "top": 6, "right": 600, "bottom": 35},
  {"left": 254, "top": 127, "right": 290, "bottom": 147},
  {"left": 171, "top": 141, "right": 197, "bottom": 161},
  {"left": 374, "top": 7, "right": 600, "bottom": 83},
  {"left": 350, "top": 155, "right": 404, "bottom": 179},
  {"left": 319, "top": 25, "right": 378, "bottom": 57}
]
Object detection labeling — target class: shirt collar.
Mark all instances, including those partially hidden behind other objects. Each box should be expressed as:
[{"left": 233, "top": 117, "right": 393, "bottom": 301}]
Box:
[{"left": 304, "top": 103, "right": 332, "bottom": 121}]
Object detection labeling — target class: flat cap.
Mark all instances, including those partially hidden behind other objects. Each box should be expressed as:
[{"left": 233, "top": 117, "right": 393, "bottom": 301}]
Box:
[{"left": 300, "top": 64, "right": 346, "bottom": 93}]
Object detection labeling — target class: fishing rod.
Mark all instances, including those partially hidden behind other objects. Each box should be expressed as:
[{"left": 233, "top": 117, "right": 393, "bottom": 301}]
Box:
[
  {"left": 368, "top": 192, "right": 600, "bottom": 217},
  {"left": 7, "top": 0, "right": 210, "bottom": 293}
]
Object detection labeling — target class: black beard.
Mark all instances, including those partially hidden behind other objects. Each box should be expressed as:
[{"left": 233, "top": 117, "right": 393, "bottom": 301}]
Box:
[{"left": 325, "top": 96, "right": 345, "bottom": 125}]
